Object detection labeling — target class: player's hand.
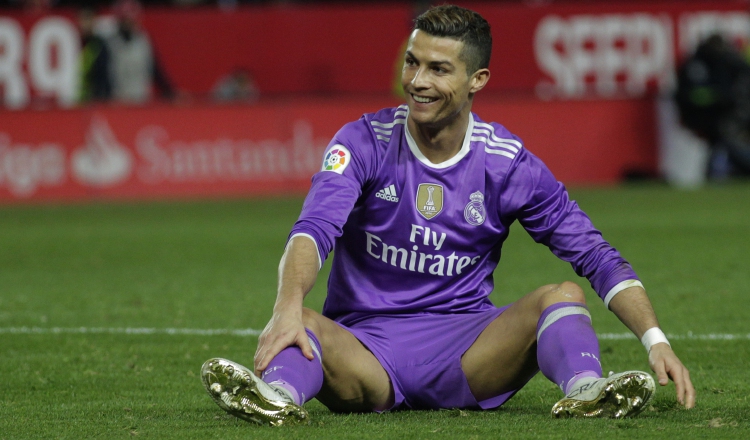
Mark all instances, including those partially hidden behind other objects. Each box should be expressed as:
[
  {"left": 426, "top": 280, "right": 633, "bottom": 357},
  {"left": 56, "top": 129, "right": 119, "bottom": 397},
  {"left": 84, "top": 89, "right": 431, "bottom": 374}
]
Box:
[
  {"left": 648, "top": 342, "right": 696, "bottom": 409},
  {"left": 253, "top": 308, "right": 314, "bottom": 377}
]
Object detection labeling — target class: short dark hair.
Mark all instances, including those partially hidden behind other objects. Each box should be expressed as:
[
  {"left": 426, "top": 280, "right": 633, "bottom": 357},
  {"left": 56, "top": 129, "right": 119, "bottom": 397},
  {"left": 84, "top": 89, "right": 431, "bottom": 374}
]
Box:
[{"left": 413, "top": 5, "right": 492, "bottom": 74}]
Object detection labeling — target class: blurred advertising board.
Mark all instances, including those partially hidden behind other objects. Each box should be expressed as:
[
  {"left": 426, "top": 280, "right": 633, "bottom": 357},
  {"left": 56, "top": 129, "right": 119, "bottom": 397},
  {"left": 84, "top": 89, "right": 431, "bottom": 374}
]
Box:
[
  {"left": 0, "top": 1, "right": 748, "bottom": 108},
  {"left": 0, "top": 100, "right": 365, "bottom": 202},
  {"left": 475, "top": 0, "right": 750, "bottom": 99},
  {"left": 0, "top": 97, "right": 655, "bottom": 203}
]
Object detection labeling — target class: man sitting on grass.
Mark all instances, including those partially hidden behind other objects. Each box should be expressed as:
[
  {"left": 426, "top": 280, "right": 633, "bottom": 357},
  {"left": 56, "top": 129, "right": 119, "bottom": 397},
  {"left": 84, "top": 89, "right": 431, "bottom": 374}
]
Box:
[{"left": 201, "top": 4, "right": 695, "bottom": 425}]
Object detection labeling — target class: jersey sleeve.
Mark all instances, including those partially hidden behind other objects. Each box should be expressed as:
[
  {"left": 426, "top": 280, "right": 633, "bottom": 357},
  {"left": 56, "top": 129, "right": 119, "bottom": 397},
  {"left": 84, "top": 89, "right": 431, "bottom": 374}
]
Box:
[
  {"left": 499, "top": 149, "right": 640, "bottom": 307},
  {"left": 287, "top": 119, "right": 376, "bottom": 267}
]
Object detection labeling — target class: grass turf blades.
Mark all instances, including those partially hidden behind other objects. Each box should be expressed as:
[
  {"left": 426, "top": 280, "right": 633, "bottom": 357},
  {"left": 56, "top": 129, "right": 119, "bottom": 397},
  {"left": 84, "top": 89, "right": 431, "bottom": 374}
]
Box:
[{"left": 1, "top": 184, "right": 749, "bottom": 438}]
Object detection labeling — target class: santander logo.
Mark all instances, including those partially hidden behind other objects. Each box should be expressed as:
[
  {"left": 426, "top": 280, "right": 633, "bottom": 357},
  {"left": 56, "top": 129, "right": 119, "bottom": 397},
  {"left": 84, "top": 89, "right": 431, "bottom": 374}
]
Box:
[
  {"left": 1, "top": 113, "right": 326, "bottom": 199},
  {"left": 71, "top": 115, "right": 133, "bottom": 187}
]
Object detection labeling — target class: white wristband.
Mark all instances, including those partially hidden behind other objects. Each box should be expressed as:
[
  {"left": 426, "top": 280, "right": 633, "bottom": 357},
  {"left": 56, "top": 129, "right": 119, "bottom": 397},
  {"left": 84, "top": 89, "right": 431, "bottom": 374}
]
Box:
[{"left": 641, "top": 327, "right": 670, "bottom": 353}]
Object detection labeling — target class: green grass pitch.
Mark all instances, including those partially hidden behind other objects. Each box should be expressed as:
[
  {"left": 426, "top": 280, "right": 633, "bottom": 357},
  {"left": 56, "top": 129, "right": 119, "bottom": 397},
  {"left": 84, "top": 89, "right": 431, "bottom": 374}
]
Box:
[{"left": 1, "top": 183, "right": 749, "bottom": 439}]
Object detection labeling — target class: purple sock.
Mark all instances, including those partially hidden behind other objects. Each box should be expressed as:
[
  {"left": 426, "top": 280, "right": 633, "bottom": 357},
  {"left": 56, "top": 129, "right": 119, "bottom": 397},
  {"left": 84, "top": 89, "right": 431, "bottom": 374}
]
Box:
[
  {"left": 261, "top": 328, "right": 324, "bottom": 405},
  {"left": 536, "top": 302, "right": 602, "bottom": 394}
]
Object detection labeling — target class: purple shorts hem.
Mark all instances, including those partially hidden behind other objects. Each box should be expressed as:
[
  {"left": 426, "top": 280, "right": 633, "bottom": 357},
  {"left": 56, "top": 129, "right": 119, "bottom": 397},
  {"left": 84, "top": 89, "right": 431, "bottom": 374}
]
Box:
[{"left": 334, "top": 306, "right": 524, "bottom": 410}]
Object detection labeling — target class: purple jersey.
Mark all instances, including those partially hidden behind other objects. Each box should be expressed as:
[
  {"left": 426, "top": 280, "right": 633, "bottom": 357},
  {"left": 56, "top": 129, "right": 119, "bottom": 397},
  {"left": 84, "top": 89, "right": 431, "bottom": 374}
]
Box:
[{"left": 289, "top": 105, "right": 639, "bottom": 322}]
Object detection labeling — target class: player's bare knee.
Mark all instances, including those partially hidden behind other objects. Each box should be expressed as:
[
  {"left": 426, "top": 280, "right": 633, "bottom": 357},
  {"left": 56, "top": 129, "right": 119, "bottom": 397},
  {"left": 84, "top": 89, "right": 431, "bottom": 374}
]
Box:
[
  {"left": 539, "top": 281, "right": 585, "bottom": 310},
  {"left": 559, "top": 281, "right": 585, "bottom": 303}
]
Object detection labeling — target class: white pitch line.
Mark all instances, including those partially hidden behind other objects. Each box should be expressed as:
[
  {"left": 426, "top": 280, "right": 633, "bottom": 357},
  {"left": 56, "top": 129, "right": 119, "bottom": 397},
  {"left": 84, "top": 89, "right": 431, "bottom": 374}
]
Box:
[
  {"left": 0, "top": 327, "right": 261, "bottom": 336},
  {"left": 0, "top": 327, "right": 748, "bottom": 340},
  {"left": 599, "top": 332, "right": 750, "bottom": 341}
]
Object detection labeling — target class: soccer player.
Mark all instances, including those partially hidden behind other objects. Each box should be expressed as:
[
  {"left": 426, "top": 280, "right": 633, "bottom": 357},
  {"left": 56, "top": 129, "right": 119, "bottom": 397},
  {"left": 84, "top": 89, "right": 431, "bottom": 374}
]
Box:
[{"left": 201, "top": 5, "right": 695, "bottom": 425}]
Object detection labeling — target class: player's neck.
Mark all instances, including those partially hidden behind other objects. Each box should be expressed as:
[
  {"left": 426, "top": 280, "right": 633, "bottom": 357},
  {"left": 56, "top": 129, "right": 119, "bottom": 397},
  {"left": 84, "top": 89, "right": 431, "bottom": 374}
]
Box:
[{"left": 407, "top": 111, "right": 470, "bottom": 164}]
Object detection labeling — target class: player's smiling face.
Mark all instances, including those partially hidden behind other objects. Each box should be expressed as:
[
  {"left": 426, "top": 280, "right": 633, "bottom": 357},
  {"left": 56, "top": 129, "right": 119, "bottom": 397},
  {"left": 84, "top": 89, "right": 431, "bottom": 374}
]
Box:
[{"left": 401, "top": 30, "right": 488, "bottom": 129}]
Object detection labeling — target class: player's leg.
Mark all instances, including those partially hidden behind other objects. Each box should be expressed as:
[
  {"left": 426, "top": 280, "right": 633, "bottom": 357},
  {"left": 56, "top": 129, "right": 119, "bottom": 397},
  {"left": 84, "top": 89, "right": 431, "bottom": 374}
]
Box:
[
  {"left": 461, "top": 281, "right": 654, "bottom": 418},
  {"left": 202, "top": 307, "right": 394, "bottom": 425},
  {"left": 461, "top": 281, "right": 593, "bottom": 401},
  {"left": 296, "top": 307, "right": 394, "bottom": 413}
]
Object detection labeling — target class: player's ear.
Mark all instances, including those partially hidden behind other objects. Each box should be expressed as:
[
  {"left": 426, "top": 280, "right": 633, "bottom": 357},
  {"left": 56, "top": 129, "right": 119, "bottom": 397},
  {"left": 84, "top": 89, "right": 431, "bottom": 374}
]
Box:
[{"left": 469, "top": 68, "right": 490, "bottom": 93}]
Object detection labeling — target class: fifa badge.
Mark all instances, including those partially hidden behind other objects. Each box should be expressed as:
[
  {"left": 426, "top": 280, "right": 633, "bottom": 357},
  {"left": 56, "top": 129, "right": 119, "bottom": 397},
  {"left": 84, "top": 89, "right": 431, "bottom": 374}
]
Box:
[{"left": 416, "top": 183, "right": 444, "bottom": 219}]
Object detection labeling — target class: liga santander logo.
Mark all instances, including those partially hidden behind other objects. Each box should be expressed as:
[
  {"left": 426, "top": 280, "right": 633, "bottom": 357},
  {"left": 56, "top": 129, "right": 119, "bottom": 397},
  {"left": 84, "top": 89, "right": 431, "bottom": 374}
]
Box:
[{"left": 322, "top": 144, "right": 350, "bottom": 174}]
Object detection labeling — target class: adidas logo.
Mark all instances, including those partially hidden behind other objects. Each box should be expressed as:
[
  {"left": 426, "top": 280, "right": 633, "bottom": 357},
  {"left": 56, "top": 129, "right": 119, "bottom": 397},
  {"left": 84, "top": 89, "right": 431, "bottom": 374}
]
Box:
[{"left": 376, "top": 184, "right": 399, "bottom": 202}]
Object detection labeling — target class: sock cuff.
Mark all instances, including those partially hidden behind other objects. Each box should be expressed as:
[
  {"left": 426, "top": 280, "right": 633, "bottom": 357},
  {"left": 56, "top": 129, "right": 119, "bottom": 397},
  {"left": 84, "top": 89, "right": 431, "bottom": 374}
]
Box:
[
  {"left": 537, "top": 302, "right": 591, "bottom": 340},
  {"left": 305, "top": 328, "right": 323, "bottom": 362}
]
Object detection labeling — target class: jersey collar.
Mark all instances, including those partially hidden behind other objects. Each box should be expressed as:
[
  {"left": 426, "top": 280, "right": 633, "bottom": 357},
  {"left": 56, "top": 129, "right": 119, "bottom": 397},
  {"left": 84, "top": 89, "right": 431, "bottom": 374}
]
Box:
[{"left": 404, "top": 110, "right": 475, "bottom": 169}]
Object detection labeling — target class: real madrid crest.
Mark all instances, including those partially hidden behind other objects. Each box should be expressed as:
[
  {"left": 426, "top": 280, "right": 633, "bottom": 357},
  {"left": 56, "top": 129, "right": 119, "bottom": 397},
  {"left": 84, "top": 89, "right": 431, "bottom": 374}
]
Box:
[
  {"left": 464, "top": 191, "right": 486, "bottom": 226},
  {"left": 416, "top": 183, "right": 444, "bottom": 220}
]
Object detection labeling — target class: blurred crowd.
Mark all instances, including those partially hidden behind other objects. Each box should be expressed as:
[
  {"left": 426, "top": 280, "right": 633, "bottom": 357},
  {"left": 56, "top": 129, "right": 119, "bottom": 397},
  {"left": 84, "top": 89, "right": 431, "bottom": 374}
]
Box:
[
  {"left": 3, "top": 0, "right": 279, "bottom": 8},
  {"left": 0, "top": 0, "right": 658, "bottom": 10},
  {"left": 676, "top": 34, "right": 750, "bottom": 179},
  {"left": 2, "top": 0, "right": 750, "bottom": 180},
  {"left": 77, "top": 0, "right": 177, "bottom": 104},
  {"left": 2, "top": 0, "right": 562, "bottom": 7},
  {"left": 73, "top": 0, "right": 259, "bottom": 105}
]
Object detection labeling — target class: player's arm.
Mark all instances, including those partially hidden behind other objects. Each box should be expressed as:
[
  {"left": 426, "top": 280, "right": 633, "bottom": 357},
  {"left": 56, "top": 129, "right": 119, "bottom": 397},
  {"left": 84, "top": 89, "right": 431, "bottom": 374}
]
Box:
[
  {"left": 503, "top": 149, "right": 695, "bottom": 408},
  {"left": 253, "top": 120, "right": 373, "bottom": 377},
  {"left": 608, "top": 286, "right": 696, "bottom": 409},
  {"left": 254, "top": 235, "right": 320, "bottom": 376}
]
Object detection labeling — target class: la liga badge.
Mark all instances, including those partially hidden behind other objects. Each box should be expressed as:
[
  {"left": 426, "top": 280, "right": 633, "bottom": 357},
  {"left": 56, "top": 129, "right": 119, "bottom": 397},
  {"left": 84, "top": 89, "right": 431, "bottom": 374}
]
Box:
[{"left": 322, "top": 145, "right": 351, "bottom": 174}]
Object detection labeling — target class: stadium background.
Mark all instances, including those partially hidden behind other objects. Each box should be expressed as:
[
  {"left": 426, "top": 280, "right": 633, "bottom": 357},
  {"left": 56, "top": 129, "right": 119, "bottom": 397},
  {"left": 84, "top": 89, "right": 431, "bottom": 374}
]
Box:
[{"left": 2, "top": 0, "right": 749, "bottom": 202}]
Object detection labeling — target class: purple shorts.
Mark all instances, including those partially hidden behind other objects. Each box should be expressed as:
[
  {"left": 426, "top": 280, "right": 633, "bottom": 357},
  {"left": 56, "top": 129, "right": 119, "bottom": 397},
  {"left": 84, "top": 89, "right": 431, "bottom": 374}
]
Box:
[{"left": 335, "top": 306, "right": 524, "bottom": 410}]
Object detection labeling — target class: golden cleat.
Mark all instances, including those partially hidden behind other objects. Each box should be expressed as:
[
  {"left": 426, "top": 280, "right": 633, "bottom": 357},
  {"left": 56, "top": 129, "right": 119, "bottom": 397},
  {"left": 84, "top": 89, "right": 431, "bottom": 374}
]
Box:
[
  {"left": 551, "top": 371, "right": 655, "bottom": 419},
  {"left": 201, "top": 358, "right": 310, "bottom": 426}
]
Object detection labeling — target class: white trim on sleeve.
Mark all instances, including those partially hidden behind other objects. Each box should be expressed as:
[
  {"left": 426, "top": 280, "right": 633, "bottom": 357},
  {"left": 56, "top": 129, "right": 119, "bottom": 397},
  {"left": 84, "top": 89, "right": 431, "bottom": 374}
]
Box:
[
  {"left": 604, "top": 279, "right": 644, "bottom": 309},
  {"left": 286, "top": 233, "right": 323, "bottom": 270}
]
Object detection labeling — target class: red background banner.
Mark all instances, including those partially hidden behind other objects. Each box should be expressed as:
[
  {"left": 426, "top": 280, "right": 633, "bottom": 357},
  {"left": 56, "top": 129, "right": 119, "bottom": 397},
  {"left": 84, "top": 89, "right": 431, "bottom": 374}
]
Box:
[
  {"left": 0, "top": 97, "right": 655, "bottom": 202},
  {"left": 1, "top": 0, "right": 748, "bottom": 102},
  {"left": 0, "top": 0, "right": 747, "bottom": 202}
]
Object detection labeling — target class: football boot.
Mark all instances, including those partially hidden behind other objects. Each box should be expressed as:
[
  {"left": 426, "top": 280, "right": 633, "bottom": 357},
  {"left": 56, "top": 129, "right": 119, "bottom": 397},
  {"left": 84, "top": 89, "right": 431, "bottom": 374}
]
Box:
[
  {"left": 201, "top": 358, "right": 309, "bottom": 426},
  {"left": 551, "top": 371, "right": 655, "bottom": 418}
]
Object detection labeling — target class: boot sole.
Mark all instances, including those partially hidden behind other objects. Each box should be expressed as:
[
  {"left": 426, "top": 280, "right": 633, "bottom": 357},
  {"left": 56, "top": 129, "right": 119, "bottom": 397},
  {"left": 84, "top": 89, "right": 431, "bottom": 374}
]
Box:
[
  {"left": 551, "top": 371, "right": 655, "bottom": 419},
  {"left": 201, "top": 358, "right": 309, "bottom": 426}
]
